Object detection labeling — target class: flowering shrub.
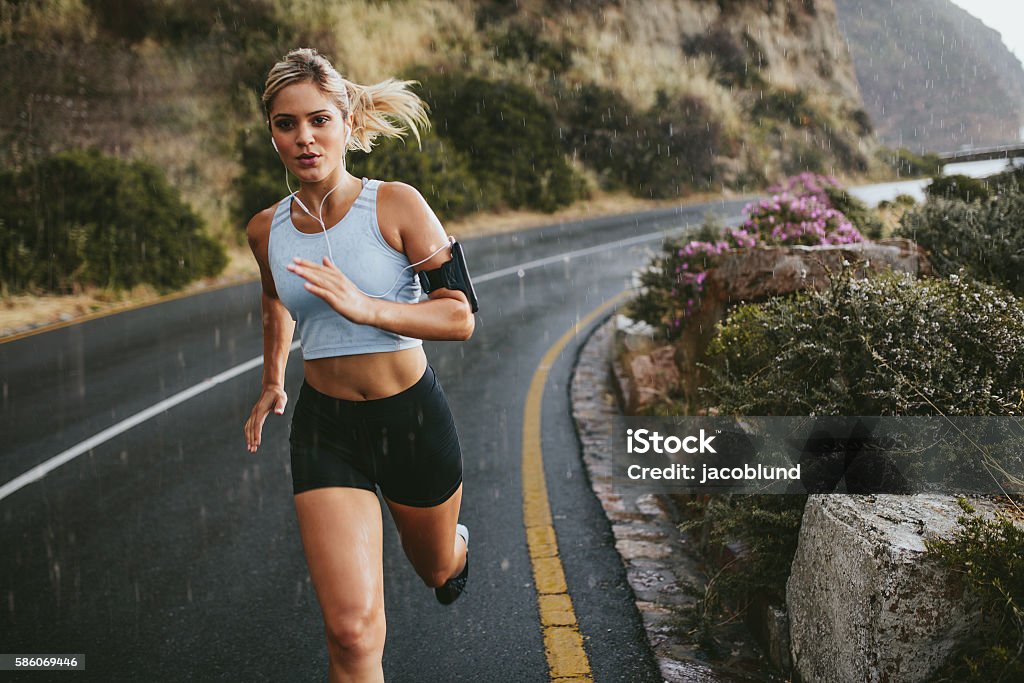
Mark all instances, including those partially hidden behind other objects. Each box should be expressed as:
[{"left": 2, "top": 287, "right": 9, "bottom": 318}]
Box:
[
  {"left": 629, "top": 173, "right": 865, "bottom": 338},
  {"left": 767, "top": 171, "right": 839, "bottom": 200},
  {"left": 671, "top": 239, "right": 730, "bottom": 320},
  {"left": 740, "top": 192, "right": 862, "bottom": 246}
]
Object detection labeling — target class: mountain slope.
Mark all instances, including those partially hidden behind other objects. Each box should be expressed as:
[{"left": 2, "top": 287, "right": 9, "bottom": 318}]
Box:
[{"left": 835, "top": 0, "right": 1024, "bottom": 151}]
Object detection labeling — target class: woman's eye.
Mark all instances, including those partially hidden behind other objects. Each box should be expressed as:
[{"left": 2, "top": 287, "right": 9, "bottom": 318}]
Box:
[
  {"left": 314, "top": 116, "right": 330, "bottom": 125},
  {"left": 276, "top": 121, "right": 293, "bottom": 130}
]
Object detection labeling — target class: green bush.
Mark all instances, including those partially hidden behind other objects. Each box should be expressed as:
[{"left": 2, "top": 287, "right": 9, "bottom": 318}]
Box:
[
  {"left": 926, "top": 174, "right": 991, "bottom": 203},
  {"left": 413, "top": 72, "right": 588, "bottom": 212},
  {"left": 632, "top": 91, "right": 724, "bottom": 197},
  {"left": 559, "top": 83, "right": 724, "bottom": 198},
  {"left": 559, "top": 82, "right": 642, "bottom": 192},
  {"left": 0, "top": 148, "right": 225, "bottom": 294},
  {"left": 683, "top": 27, "right": 765, "bottom": 87},
  {"left": 628, "top": 175, "right": 866, "bottom": 339},
  {"left": 85, "top": 0, "right": 279, "bottom": 46},
  {"left": 627, "top": 230, "right": 728, "bottom": 338},
  {"left": 681, "top": 495, "right": 807, "bottom": 609},
  {"left": 927, "top": 498, "right": 1024, "bottom": 682},
  {"left": 233, "top": 126, "right": 287, "bottom": 231},
  {"left": 987, "top": 165, "right": 1024, "bottom": 192},
  {"left": 896, "top": 191, "right": 1024, "bottom": 296},
  {"left": 484, "top": 20, "right": 574, "bottom": 74},
  {"left": 702, "top": 271, "right": 1024, "bottom": 416},
  {"left": 349, "top": 128, "right": 495, "bottom": 221},
  {"left": 850, "top": 108, "right": 873, "bottom": 136},
  {"left": 751, "top": 87, "right": 811, "bottom": 127},
  {"left": 879, "top": 147, "right": 944, "bottom": 178}
]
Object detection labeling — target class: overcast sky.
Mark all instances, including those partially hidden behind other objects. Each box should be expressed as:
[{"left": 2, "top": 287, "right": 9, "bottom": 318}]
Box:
[{"left": 949, "top": 0, "right": 1024, "bottom": 62}]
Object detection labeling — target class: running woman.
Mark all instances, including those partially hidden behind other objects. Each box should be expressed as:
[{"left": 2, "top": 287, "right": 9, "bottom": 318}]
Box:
[{"left": 243, "top": 47, "right": 472, "bottom": 682}]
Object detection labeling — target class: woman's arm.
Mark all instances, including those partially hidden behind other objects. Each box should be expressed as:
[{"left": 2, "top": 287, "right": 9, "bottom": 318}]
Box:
[
  {"left": 287, "top": 255, "right": 473, "bottom": 341},
  {"left": 371, "top": 287, "right": 474, "bottom": 340},
  {"left": 286, "top": 181, "right": 475, "bottom": 341},
  {"left": 259, "top": 290, "right": 297, "bottom": 387},
  {"left": 245, "top": 209, "right": 297, "bottom": 453}
]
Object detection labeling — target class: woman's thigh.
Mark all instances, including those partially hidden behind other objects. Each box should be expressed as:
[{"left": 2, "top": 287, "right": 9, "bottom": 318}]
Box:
[
  {"left": 293, "top": 487, "right": 385, "bottom": 623},
  {"left": 384, "top": 484, "right": 463, "bottom": 577}
]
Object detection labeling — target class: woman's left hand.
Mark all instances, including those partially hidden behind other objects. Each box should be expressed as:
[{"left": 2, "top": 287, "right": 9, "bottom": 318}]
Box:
[{"left": 286, "top": 256, "right": 377, "bottom": 325}]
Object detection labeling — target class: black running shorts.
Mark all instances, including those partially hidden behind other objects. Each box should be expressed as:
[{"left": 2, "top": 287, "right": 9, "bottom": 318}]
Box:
[{"left": 289, "top": 364, "right": 463, "bottom": 507}]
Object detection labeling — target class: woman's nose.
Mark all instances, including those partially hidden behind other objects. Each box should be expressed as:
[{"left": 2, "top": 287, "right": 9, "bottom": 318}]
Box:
[{"left": 295, "top": 124, "right": 315, "bottom": 146}]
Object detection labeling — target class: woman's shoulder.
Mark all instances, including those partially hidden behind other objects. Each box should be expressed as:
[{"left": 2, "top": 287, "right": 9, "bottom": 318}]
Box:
[
  {"left": 376, "top": 181, "right": 435, "bottom": 229},
  {"left": 245, "top": 200, "right": 287, "bottom": 244},
  {"left": 376, "top": 180, "right": 424, "bottom": 207}
]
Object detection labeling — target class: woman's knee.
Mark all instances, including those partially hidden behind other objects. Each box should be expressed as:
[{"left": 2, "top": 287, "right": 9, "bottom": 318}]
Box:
[
  {"left": 323, "top": 602, "right": 386, "bottom": 659},
  {"left": 416, "top": 564, "right": 451, "bottom": 589}
]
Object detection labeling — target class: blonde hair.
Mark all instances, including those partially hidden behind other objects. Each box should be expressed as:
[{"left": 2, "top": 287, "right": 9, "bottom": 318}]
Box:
[{"left": 261, "top": 47, "right": 430, "bottom": 153}]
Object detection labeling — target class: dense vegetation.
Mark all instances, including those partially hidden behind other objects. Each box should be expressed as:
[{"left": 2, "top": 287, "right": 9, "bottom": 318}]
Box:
[
  {"left": 1, "top": 0, "right": 883, "bottom": 294},
  {"left": 629, "top": 172, "right": 1024, "bottom": 678},
  {"left": 928, "top": 499, "right": 1024, "bottom": 683},
  {"left": 0, "top": 149, "right": 226, "bottom": 294},
  {"left": 898, "top": 173, "right": 1024, "bottom": 296},
  {"left": 703, "top": 272, "right": 1024, "bottom": 417}
]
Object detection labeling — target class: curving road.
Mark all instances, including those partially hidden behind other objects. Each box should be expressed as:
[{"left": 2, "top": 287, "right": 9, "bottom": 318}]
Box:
[{"left": 0, "top": 197, "right": 747, "bottom": 682}]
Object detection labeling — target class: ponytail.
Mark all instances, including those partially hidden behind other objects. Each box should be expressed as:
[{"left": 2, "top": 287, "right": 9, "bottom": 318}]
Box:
[{"left": 345, "top": 78, "right": 431, "bottom": 153}]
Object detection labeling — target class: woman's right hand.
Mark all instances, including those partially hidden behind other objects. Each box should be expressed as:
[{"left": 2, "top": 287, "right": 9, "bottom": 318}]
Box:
[{"left": 245, "top": 385, "right": 288, "bottom": 453}]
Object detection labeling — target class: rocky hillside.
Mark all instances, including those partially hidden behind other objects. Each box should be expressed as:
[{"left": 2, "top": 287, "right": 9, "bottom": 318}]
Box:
[
  {"left": 0, "top": 0, "right": 879, "bottom": 239},
  {"left": 835, "top": 0, "right": 1024, "bottom": 152}
]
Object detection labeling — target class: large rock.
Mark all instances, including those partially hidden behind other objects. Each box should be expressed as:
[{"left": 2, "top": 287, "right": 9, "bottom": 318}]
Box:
[
  {"left": 786, "top": 495, "right": 997, "bottom": 683},
  {"left": 626, "top": 346, "right": 680, "bottom": 412},
  {"left": 706, "top": 238, "right": 930, "bottom": 302}
]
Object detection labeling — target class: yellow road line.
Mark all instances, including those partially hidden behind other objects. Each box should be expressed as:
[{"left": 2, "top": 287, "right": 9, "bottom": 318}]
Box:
[
  {"left": 522, "top": 291, "right": 631, "bottom": 682},
  {"left": 0, "top": 276, "right": 260, "bottom": 345}
]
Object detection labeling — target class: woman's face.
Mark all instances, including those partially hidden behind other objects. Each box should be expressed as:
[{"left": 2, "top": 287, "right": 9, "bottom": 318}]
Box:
[{"left": 269, "top": 81, "right": 352, "bottom": 183}]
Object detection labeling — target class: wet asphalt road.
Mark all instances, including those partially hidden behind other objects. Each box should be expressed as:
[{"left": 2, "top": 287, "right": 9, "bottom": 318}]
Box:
[{"left": 0, "top": 197, "right": 747, "bottom": 682}]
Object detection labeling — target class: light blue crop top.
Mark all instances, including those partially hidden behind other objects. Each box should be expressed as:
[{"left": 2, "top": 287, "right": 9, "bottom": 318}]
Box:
[{"left": 268, "top": 178, "right": 423, "bottom": 360}]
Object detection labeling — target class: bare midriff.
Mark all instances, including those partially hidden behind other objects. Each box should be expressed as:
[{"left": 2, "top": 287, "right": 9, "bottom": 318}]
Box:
[{"left": 302, "top": 346, "right": 428, "bottom": 400}]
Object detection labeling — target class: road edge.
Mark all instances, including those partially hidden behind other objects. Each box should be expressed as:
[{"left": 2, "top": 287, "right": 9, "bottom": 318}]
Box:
[{"left": 570, "top": 315, "right": 757, "bottom": 683}]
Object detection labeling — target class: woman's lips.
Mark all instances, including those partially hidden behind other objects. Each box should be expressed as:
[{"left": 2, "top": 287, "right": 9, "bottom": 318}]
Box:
[{"left": 297, "top": 155, "right": 320, "bottom": 168}]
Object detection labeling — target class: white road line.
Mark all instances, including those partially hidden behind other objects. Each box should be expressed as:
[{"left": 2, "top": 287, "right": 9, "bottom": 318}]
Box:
[
  {"left": 1, "top": 220, "right": 722, "bottom": 502},
  {"left": 474, "top": 226, "right": 677, "bottom": 283},
  {"left": 0, "top": 343, "right": 301, "bottom": 502}
]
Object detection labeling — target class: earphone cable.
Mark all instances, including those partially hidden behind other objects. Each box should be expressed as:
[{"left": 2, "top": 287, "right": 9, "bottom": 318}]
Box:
[{"left": 287, "top": 176, "right": 452, "bottom": 299}]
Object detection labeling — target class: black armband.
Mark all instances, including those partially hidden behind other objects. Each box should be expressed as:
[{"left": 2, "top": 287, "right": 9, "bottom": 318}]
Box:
[{"left": 417, "top": 239, "right": 479, "bottom": 313}]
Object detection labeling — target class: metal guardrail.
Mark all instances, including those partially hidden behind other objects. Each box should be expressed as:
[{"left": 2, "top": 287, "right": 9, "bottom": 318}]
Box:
[{"left": 937, "top": 143, "right": 1024, "bottom": 164}]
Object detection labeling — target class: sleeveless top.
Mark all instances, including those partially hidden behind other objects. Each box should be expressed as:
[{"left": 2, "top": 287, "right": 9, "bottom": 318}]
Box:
[{"left": 267, "top": 178, "right": 423, "bottom": 360}]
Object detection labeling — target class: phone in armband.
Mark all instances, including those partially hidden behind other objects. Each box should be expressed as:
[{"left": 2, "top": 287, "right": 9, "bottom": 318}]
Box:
[{"left": 417, "top": 238, "right": 479, "bottom": 313}]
